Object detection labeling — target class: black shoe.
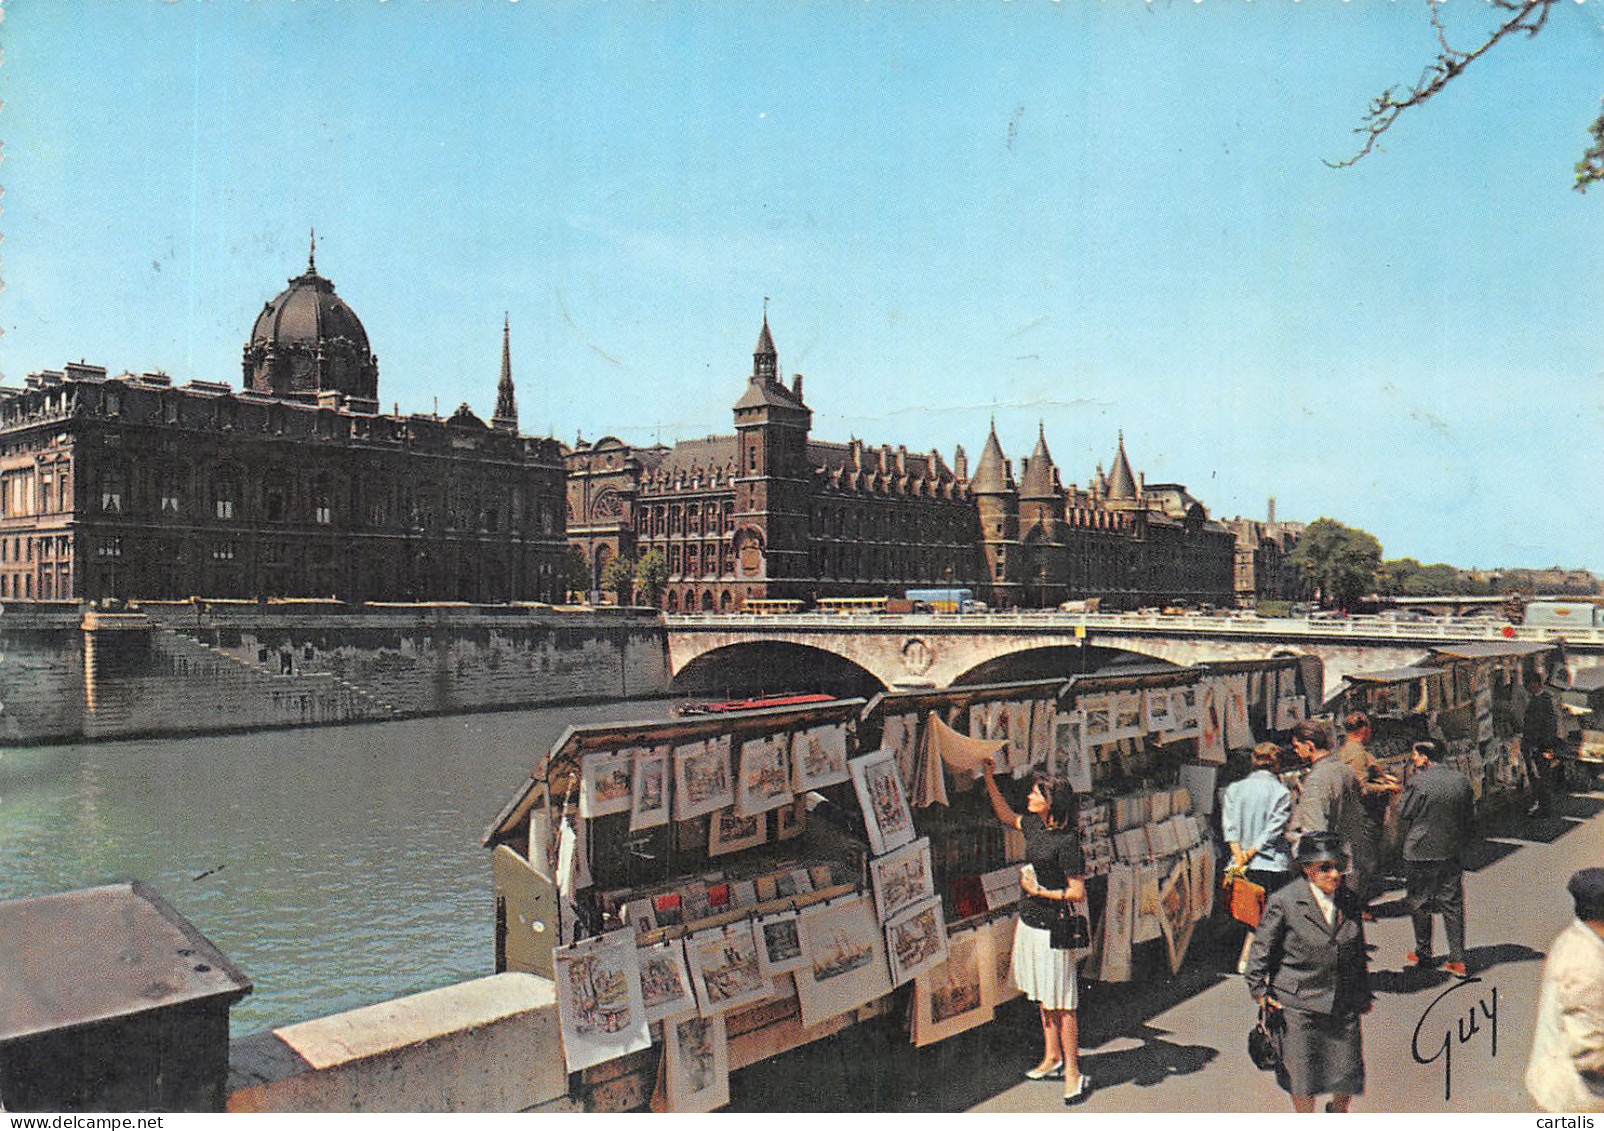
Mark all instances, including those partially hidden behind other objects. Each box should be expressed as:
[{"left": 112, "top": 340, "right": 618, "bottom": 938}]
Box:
[{"left": 1064, "top": 1074, "right": 1092, "bottom": 1106}]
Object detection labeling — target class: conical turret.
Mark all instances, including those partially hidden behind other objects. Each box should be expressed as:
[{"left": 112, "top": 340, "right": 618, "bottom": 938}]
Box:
[
  {"left": 492, "top": 314, "right": 519, "bottom": 432},
  {"left": 970, "top": 419, "right": 1013, "bottom": 495},
  {"left": 1019, "top": 422, "right": 1058, "bottom": 500},
  {"left": 1106, "top": 431, "right": 1138, "bottom": 502}
]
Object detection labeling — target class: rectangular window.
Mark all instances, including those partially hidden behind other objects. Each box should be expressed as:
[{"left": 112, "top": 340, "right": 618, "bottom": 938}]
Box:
[
  {"left": 216, "top": 499, "right": 234, "bottom": 520},
  {"left": 315, "top": 505, "right": 332, "bottom": 525},
  {"left": 161, "top": 494, "right": 181, "bottom": 515}
]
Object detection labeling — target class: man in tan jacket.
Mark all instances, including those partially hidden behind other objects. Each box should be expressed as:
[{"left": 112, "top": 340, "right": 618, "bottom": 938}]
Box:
[{"left": 1527, "top": 867, "right": 1604, "bottom": 1112}]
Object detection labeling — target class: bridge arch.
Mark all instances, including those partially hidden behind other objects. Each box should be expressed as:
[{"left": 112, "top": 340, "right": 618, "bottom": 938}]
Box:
[
  {"left": 670, "top": 640, "right": 887, "bottom": 700},
  {"left": 950, "top": 643, "right": 1180, "bottom": 687}
]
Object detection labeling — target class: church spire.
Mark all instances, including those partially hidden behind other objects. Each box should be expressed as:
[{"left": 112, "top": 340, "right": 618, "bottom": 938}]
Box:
[
  {"left": 492, "top": 314, "right": 519, "bottom": 432},
  {"left": 308, "top": 228, "right": 318, "bottom": 275},
  {"left": 753, "top": 304, "right": 778, "bottom": 384}
]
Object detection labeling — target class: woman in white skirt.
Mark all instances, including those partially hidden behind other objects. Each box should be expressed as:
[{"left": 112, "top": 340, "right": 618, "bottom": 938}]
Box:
[{"left": 982, "top": 758, "right": 1091, "bottom": 1104}]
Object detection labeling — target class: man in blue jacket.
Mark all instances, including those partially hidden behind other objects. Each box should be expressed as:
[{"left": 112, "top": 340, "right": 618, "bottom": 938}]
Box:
[{"left": 1398, "top": 739, "right": 1476, "bottom": 979}]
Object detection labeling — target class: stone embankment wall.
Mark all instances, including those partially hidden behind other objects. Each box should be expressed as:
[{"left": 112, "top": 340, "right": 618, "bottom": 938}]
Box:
[{"left": 0, "top": 602, "right": 668, "bottom": 744}]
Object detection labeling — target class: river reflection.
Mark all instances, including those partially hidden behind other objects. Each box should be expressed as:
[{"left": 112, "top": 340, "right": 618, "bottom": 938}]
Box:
[{"left": 0, "top": 698, "right": 674, "bottom": 1036}]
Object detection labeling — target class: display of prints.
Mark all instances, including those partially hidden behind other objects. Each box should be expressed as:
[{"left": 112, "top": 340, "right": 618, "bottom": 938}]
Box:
[
  {"left": 881, "top": 712, "right": 919, "bottom": 788},
  {"left": 735, "top": 734, "right": 793, "bottom": 817},
  {"left": 1111, "top": 690, "right": 1144, "bottom": 740},
  {"left": 673, "top": 737, "right": 734, "bottom": 821},
  {"left": 980, "top": 864, "right": 1022, "bottom": 911},
  {"left": 884, "top": 897, "right": 949, "bottom": 987},
  {"left": 1224, "top": 675, "right": 1254, "bottom": 750},
  {"left": 912, "top": 923, "right": 994, "bottom": 1047},
  {"left": 1056, "top": 714, "right": 1093, "bottom": 794},
  {"left": 629, "top": 745, "right": 671, "bottom": 831},
  {"left": 580, "top": 749, "right": 635, "bottom": 819},
  {"left": 869, "top": 837, "right": 936, "bottom": 923},
  {"left": 663, "top": 1013, "right": 729, "bottom": 1114},
  {"left": 849, "top": 748, "right": 917, "bottom": 855},
  {"left": 794, "top": 893, "right": 894, "bottom": 1028},
  {"left": 1029, "top": 700, "right": 1052, "bottom": 775},
  {"left": 1143, "top": 688, "right": 1173, "bottom": 734},
  {"left": 1188, "top": 844, "right": 1215, "bottom": 923},
  {"left": 1099, "top": 862, "right": 1135, "bottom": 983},
  {"left": 791, "top": 723, "right": 850, "bottom": 791},
  {"left": 622, "top": 897, "right": 657, "bottom": 940},
  {"left": 685, "top": 921, "right": 772, "bottom": 1016},
  {"left": 754, "top": 909, "right": 810, "bottom": 978},
  {"left": 707, "top": 806, "right": 767, "bottom": 857},
  {"left": 1158, "top": 856, "right": 1195, "bottom": 975},
  {"left": 637, "top": 938, "right": 697, "bottom": 1025},
  {"left": 1273, "top": 695, "right": 1308, "bottom": 731},
  {"left": 1007, "top": 700, "right": 1035, "bottom": 774},
  {"left": 1132, "top": 858, "right": 1163, "bottom": 944},
  {"left": 1197, "top": 680, "right": 1227, "bottom": 765},
  {"left": 552, "top": 929, "right": 652, "bottom": 1073},
  {"left": 981, "top": 914, "right": 1020, "bottom": 1006},
  {"left": 774, "top": 797, "right": 806, "bottom": 840},
  {"left": 1170, "top": 684, "right": 1201, "bottom": 737},
  {"left": 1081, "top": 694, "right": 1113, "bottom": 744}
]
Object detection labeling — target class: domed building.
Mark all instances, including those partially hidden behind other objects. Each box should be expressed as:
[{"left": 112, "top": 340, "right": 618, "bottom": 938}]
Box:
[{"left": 242, "top": 236, "right": 380, "bottom": 405}]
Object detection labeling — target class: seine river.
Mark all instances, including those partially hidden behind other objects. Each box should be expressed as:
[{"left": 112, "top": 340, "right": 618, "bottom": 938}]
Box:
[{"left": 0, "top": 697, "right": 672, "bottom": 1037}]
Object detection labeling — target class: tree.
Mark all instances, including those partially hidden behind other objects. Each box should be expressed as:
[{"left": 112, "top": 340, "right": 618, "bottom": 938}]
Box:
[
  {"left": 635, "top": 550, "right": 669, "bottom": 608},
  {"left": 563, "top": 545, "right": 589, "bottom": 599},
  {"left": 602, "top": 555, "right": 636, "bottom": 604},
  {"left": 1335, "top": 0, "right": 1604, "bottom": 192},
  {"left": 1288, "top": 518, "right": 1383, "bottom": 610}
]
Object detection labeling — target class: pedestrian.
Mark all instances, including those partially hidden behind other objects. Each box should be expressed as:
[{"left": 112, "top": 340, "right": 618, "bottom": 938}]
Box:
[
  {"left": 1245, "top": 831, "right": 1373, "bottom": 1113},
  {"left": 1398, "top": 739, "right": 1476, "bottom": 979},
  {"left": 1526, "top": 867, "right": 1604, "bottom": 1112},
  {"left": 1221, "top": 742, "right": 1294, "bottom": 973},
  {"left": 1288, "top": 720, "right": 1374, "bottom": 899},
  {"left": 1523, "top": 673, "right": 1563, "bottom": 818},
  {"left": 1335, "top": 711, "right": 1401, "bottom": 918},
  {"left": 981, "top": 759, "right": 1092, "bottom": 1105}
]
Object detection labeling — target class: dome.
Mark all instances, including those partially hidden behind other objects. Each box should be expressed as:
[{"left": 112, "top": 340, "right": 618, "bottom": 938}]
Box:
[{"left": 242, "top": 236, "right": 379, "bottom": 402}]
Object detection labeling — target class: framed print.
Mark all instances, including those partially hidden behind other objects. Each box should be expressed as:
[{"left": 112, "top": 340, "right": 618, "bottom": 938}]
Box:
[
  {"left": 1007, "top": 700, "right": 1034, "bottom": 774},
  {"left": 707, "top": 806, "right": 767, "bottom": 858},
  {"left": 685, "top": 921, "right": 772, "bottom": 1016},
  {"left": 1158, "top": 855, "right": 1195, "bottom": 975},
  {"left": 880, "top": 711, "right": 918, "bottom": 787},
  {"left": 791, "top": 722, "right": 850, "bottom": 791},
  {"left": 662, "top": 1012, "right": 729, "bottom": 1113},
  {"left": 794, "top": 893, "right": 893, "bottom": 1028},
  {"left": 912, "top": 923, "right": 993, "bottom": 1047},
  {"left": 979, "top": 865, "right": 1021, "bottom": 911},
  {"left": 884, "top": 897, "right": 949, "bottom": 987},
  {"left": 1029, "top": 700, "right": 1052, "bottom": 774},
  {"left": 868, "top": 836, "right": 936, "bottom": 923},
  {"left": 1099, "top": 861, "right": 1136, "bottom": 984},
  {"left": 637, "top": 937, "right": 697, "bottom": 1025},
  {"left": 552, "top": 929, "right": 651, "bottom": 1072},
  {"left": 622, "top": 897, "right": 657, "bottom": 940},
  {"left": 579, "top": 748, "right": 634, "bottom": 819},
  {"left": 754, "top": 908, "right": 810, "bottom": 978},
  {"left": 1111, "top": 690, "right": 1144, "bottom": 740},
  {"left": 980, "top": 914, "right": 1020, "bottom": 1007},
  {"left": 1197, "top": 680, "right": 1227, "bottom": 766},
  {"left": 1056, "top": 713, "right": 1092, "bottom": 794},
  {"left": 629, "top": 745, "right": 671, "bottom": 831},
  {"left": 735, "top": 733, "right": 792, "bottom": 817},
  {"left": 774, "top": 796, "right": 806, "bottom": 841},
  {"left": 673, "top": 737, "right": 733, "bottom": 821},
  {"left": 1224, "top": 675, "right": 1254, "bottom": 749},
  {"left": 1081, "top": 694, "right": 1113, "bottom": 744},
  {"left": 1170, "top": 684, "right": 1201, "bottom": 738},
  {"left": 849, "top": 748, "right": 916, "bottom": 856},
  {"left": 1143, "top": 688, "right": 1173, "bottom": 734}
]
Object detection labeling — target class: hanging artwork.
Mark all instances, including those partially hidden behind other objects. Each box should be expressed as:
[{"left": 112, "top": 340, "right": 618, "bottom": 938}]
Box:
[
  {"left": 685, "top": 921, "right": 772, "bottom": 1016},
  {"left": 556, "top": 814, "right": 592, "bottom": 900},
  {"left": 673, "top": 737, "right": 734, "bottom": 821},
  {"left": 1081, "top": 694, "right": 1113, "bottom": 744},
  {"left": 928, "top": 714, "right": 1007, "bottom": 776},
  {"left": 1143, "top": 688, "right": 1173, "bottom": 734},
  {"left": 1158, "top": 856, "right": 1195, "bottom": 975},
  {"left": 630, "top": 745, "right": 672, "bottom": 831},
  {"left": 1007, "top": 700, "right": 1035, "bottom": 775},
  {"left": 773, "top": 797, "right": 806, "bottom": 840},
  {"left": 637, "top": 938, "right": 697, "bottom": 1025},
  {"left": 880, "top": 712, "right": 919, "bottom": 789},
  {"left": 622, "top": 897, "right": 657, "bottom": 940},
  {"left": 868, "top": 836, "right": 936, "bottom": 923},
  {"left": 662, "top": 1013, "right": 729, "bottom": 1113},
  {"left": 1197, "top": 679, "right": 1227, "bottom": 765},
  {"left": 885, "top": 897, "right": 949, "bottom": 987},
  {"left": 1170, "top": 684, "right": 1201, "bottom": 738},
  {"left": 1273, "top": 696, "right": 1307, "bottom": 731},
  {"left": 707, "top": 806, "right": 767, "bottom": 857},
  {"left": 791, "top": 723, "right": 850, "bottom": 791},
  {"left": 1224, "top": 675, "right": 1254, "bottom": 749},
  {"left": 980, "top": 865, "right": 1022, "bottom": 911},
  {"left": 981, "top": 915, "right": 1020, "bottom": 1006},
  {"left": 735, "top": 734, "right": 793, "bottom": 817},
  {"left": 1111, "top": 690, "right": 1144, "bottom": 740},
  {"left": 1029, "top": 699, "right": 1053, "bottom": 775},
  {"left": 1132, "top": 858, "right": 1163, "bottom": 944},
  {"left": 1056, "top": 713, "right": 1092, "bottom": 794},
  {"left": 580, "top": 749, "right": 635, "bottom": 819},
  {"left": 1099, "top": 862, "right": 1135, "bottom": 983},
  {"left": 849, "top": 748, "right": 917, "bottom": 855},
  {"left": 911, "top": 716, "right": 949, "bottom": 809},
  {"left": 753, "top": 909, "right": 810, "bottom": 978},
  {"left": 794, "top": 894, "right": 893, "bottom": 1028},
  {"left": 1188, "top": 844, "right": 1215, "bottom": 923},
  {"left": 552, "top": 929, "right": 652, "bottom": 1073},
  {"left": 912, "top": 923, "right": 994, "bottom": 1047}
]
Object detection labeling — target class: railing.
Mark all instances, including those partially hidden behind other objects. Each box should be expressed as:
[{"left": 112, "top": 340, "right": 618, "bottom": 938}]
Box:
[{"left": 663, "top": 610, "right": 1604, "bottom": 646}]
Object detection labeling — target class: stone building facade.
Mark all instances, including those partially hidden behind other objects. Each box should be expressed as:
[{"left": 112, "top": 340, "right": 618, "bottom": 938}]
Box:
[
  {"left": 567, "top": 317, "right": 1237, "bottom": 611},
  {"left": 0, "top": 249, "right": 568, "bottom": 604}
]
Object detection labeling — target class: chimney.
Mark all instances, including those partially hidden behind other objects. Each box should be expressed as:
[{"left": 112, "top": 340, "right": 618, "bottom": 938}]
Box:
[
  {"left": 954, "top": 445, "right": 968, "bottom": 479},
  {"left": 792, "top": 373, "right": 804, "bottom": 399},
  {"left": 1267, "top": 496, "right": 1277, "bottom": 525}
]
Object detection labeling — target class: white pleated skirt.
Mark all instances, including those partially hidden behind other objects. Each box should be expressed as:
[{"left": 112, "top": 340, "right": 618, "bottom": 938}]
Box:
[{"left": 1011, "top": 920, "right": 1079, "bottom": 1010}]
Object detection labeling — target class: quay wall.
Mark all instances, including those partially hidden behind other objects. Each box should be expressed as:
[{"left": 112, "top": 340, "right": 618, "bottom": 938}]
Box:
[{"left": 0, "top": 603, "right": 669, "bottom": 744}]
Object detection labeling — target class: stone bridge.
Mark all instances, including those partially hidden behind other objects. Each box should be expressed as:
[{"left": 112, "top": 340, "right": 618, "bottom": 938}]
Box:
[{"left": 666, "top": 611, "right": 1604, "bottom": 701}]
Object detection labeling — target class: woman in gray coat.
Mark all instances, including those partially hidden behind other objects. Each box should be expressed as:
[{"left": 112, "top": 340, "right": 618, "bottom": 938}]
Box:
[{"left": 1245, "top": 831, "right": 1374, "bottom": 1112}]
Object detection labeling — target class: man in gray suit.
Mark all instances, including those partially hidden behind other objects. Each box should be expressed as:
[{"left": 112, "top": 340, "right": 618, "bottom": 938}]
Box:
[
  {"left": 1399, "top": 739, "right": 1476, "bottom": 978},
  {"left": 1288, "top": 720, "right": 1374, "bottom": 902}
]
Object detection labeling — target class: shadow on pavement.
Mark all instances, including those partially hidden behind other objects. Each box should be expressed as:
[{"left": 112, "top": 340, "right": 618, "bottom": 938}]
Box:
[{"left": 1080, "top": 1025, "right": 1218, "bottom": 1090}]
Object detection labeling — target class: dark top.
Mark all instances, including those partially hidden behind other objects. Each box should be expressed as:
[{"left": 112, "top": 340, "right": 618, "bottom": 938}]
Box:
[
  {"left": 1397, "top": 761, "right": 1476, "bottom": 862},
  {"left": 1018, "top": 812, "right": 1086, "bottom": 930},
  {"left": 1523, "top": 691, "right": 1560, "bottom": 751},
  {"left": 1244, "top": 878, "right": 1372, "bottom": 1016}
]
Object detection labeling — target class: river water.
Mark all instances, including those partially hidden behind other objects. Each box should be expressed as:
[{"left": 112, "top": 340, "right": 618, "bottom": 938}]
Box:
[{"left": 0, "top": 697, "right": 672, "bottom": 1037}]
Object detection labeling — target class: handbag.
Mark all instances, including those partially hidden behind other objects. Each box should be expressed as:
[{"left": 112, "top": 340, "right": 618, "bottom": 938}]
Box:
[
  {"left": 1225, "top": 872, "right": 1267, "bottom": 929},
  {"left": 1049, "top": 898, "right": 1091, "bottom": 951},
  {"left": 1247, "top": 1000, "right": 1284, "bottom": 1072}
]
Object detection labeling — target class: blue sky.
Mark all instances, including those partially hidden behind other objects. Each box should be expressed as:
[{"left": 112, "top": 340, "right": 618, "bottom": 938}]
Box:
[{"left": 2, "top": 0, "right": 1601, "bottom": 571}]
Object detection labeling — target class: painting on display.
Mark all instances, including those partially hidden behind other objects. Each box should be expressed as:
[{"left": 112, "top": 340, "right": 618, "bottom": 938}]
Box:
[
  {"left": 707, "top": 806, "right": 767, "bottom": 857},
  {"left": 980, "top": 914, "right": 1020, "bottom": 1007},
  {"left": 794, "top": 894, "right": 893, "bottom": 1028},
  {"left": 911, "top": 923, "right": 994, "bottom": 1047},
  {"left": 637, "top": 937, "right": 697, "bottom": 1025},
  {"left": 848, "top": 748, "right": 917, "bottom": 855},
  {"left": 753, "top": 908, "right": 811, "bottom": 978},
  {"left": 1081, "top": 694, "right": 1113, "bottom": 744},
  {"left": 1111, "top": 691, "right": 1144, "bottom": 740},
  {"left": 791, "top": 722, "right": 850, "bottom": 790},
  {"left": 868, "top": 836, "right": 936, "bottom": 923},
  {"left": 662, "top": 1013, "right": 730, "bottom": 1114},
  {"left": 884, "top": 897, "right": 949, "bottom": 987},
  {"left": 673, "top": 737, "right": 734, "bottom": 821},
  {"left": 685, "top": 921, "right": 772, "bottom": 1016},
  {"left": 552, "top": 929, "right": 652, "bottom": 1072},
  {"left": 629, "top": 745, "right": 672, "bottom": 831},
  {"left": 579, "top": 749, "right": 634, "bottom": 819},
  {"left": 736, "top": 734, "right": 793, "bottom": 817}
]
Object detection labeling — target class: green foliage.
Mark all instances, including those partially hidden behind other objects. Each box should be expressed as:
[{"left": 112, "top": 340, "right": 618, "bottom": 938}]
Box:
[
  {"left": 563, "top": 545, "right": 590, "bottom": 596},
  {"left": 1577, "top": 102, "right": 1604, "bottom": 192},
  {"left": 602, "top": 555, "right": 637, "bottom": 603},
  {"left": 1288, "top": 518, "right": 1382, "bottom": 610},
  {"left": 635, "top": 550, "right": 669, "bottom": 607}
]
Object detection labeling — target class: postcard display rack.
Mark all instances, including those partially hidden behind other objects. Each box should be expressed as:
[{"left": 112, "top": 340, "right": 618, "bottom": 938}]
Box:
[{"left": 483, "top": 697, "right": 924, "bottom": 1113}]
